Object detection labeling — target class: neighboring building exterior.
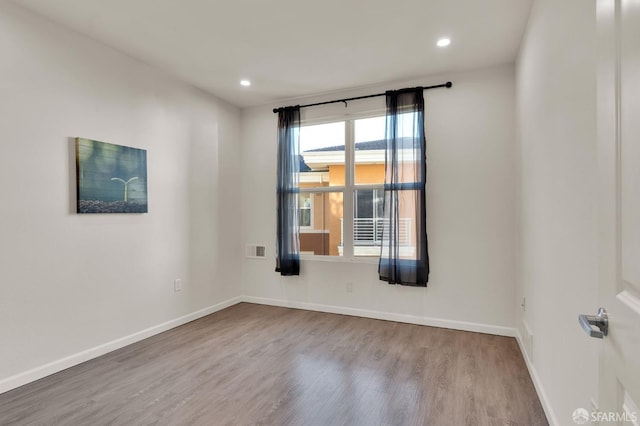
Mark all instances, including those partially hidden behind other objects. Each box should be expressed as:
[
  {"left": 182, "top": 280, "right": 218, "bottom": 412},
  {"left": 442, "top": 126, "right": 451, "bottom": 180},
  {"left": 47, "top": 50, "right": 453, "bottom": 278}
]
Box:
[{"left": 300, "top": 139, "right": 415, "bottom": 257}]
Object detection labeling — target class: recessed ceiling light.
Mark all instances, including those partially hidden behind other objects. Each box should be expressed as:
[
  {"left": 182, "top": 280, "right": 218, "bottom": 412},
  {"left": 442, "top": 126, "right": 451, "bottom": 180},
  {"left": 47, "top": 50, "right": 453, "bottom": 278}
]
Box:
[
  {"left": 437, "top": 38, "right": 451, "bottom": 48},
  {"left": 240, "top": 79, "right": 251, "bottom": 87}
]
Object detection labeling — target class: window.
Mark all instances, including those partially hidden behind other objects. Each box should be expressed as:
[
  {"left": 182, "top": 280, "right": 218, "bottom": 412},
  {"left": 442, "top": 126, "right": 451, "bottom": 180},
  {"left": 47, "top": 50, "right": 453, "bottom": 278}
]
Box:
[
  {"left": 299, "top": 192, "right": 312, "bottom": 228},
  {"left": 299, "top": 115, "right": 386, "bottom": 258}
]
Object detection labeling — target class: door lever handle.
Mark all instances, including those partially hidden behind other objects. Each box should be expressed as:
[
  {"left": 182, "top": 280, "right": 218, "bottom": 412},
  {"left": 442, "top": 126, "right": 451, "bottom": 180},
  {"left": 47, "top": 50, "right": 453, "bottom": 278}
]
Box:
[{"left": 578, "top": 307, "right": 608, "bottom": 339}]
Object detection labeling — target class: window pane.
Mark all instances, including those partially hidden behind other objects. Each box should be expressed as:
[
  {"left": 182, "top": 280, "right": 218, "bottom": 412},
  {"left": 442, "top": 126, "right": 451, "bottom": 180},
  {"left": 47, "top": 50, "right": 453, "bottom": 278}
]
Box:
[
  {"left": 355, "top": 189, "right": 373, "bottom": 218},
  {"left": 379, "top": 189, "right": 419, "bottom": 260},
  {"left": 388, "top": 111, "right": 424, "bottom": 185},
  {"left": 300, "top": 122, "right": 345, "bottom": 187},
  {"left": 299, "top": 191, "right": 344, "bottom": 256},
  {"left": 353, "top": 188, "right": 384, "bottom": 257},
  {"left": 375, "top": 189, "right": 384, "bottom": 218},
  {"left": 354, "top": 116, "right": 386, "bottom": 185}
]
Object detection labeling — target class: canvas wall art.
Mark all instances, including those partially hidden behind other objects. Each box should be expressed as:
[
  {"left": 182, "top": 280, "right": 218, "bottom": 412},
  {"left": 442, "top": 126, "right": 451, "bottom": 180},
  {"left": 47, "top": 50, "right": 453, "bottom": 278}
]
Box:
[{"left": 76, "top": 138, "right": 148, "bottom": 213}]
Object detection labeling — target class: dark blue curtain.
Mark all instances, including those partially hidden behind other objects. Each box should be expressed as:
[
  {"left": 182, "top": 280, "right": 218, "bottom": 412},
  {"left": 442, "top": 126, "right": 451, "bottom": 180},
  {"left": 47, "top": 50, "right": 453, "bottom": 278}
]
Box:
[
  {"left": 275, "top": 107, "right": 301, "bottom": 275},
  {"left": 378, "top": 88, "right": 429, "bottom": 286}
]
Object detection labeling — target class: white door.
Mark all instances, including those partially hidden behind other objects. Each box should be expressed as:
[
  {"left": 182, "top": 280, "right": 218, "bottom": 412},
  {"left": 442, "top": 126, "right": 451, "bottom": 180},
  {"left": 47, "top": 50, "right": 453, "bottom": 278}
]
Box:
[{"left": 593, "top": 0, "right": 640, "bottom": 424}]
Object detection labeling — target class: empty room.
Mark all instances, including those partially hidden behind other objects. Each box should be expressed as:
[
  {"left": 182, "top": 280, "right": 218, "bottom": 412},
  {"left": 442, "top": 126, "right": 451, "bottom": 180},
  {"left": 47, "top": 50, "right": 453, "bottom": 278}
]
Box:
[{"left": 1, "top": 0, "right": 639, "bottom": 425}]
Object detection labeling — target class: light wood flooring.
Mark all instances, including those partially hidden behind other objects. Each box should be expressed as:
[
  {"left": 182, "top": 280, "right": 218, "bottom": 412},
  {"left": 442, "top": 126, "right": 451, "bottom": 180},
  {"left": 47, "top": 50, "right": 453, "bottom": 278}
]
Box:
[{"left": 0, "top": 303, "right": 547, "bottom": 425}]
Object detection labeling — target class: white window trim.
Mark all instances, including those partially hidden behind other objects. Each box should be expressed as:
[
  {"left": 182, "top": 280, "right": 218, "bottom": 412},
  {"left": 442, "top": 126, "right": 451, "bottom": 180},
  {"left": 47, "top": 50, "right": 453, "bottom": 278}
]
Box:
[{"left": 300, "top": 253, "right": 379, "bottom": 264}]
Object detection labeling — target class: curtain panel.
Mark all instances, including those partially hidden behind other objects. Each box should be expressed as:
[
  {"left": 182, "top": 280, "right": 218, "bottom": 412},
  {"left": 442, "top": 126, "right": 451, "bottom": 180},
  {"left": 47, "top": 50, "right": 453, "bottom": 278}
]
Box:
[
  {"left": 378, "top": 88, "right": 430, "bottom": 286},
  {"left": 275, "top": 107, "right": 301, "bottom": 275}
]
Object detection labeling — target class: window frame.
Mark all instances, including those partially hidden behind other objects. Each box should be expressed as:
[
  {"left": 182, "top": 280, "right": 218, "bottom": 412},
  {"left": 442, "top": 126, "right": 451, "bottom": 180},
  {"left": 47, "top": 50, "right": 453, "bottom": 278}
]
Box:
[{"left": 298, "top": 111, "right": 386, "bottom": 263}]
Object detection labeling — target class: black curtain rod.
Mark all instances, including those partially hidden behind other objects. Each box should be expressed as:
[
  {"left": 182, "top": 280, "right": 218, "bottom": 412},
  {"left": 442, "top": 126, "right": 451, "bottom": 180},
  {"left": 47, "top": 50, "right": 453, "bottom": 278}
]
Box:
[{"left": 272, "top": 81, "right": 452, "bottom": 113}]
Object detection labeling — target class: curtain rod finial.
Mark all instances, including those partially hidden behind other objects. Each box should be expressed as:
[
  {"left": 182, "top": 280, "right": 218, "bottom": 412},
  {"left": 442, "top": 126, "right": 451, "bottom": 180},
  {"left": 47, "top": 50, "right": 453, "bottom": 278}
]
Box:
[{"left": 445, "top": 81, "right": 452, "bottom": 88}]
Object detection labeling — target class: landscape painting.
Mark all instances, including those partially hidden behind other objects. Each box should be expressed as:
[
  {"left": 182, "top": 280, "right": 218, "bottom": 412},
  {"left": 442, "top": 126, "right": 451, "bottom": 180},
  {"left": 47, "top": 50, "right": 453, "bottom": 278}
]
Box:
[{"left": 76, "top": 138, "right": 148, "bottom": 213}]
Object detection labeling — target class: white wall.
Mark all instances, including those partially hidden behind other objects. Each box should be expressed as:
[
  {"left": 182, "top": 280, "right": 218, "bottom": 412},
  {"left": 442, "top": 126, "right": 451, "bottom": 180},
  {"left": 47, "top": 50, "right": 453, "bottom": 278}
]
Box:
[
  {"left": 516, "top": 0, "right": 599, "bottom": 423},
  {"left": 0, "top": 1, "right": 242, "bottom": 388},
  {"left": 241, "top": 65, "right": 517, "bottom": 333}
]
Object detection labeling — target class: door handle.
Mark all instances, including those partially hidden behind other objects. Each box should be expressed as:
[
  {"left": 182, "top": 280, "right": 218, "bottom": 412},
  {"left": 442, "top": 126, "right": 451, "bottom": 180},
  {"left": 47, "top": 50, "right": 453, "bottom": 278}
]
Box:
[{"left": 578, "top": 307, "right": 608, "bottom": 338}]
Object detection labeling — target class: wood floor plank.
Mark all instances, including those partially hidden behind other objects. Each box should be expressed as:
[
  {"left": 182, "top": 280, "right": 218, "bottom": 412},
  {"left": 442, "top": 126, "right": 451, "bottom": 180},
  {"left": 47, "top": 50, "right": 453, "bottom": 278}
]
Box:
[{"left": 0, "top": 303, "right": 548, "bottom": 425}]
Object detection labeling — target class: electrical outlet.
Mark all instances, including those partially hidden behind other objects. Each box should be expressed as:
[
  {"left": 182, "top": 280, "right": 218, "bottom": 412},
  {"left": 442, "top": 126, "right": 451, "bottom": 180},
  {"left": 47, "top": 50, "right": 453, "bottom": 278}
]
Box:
[
  {"left": 346, "top": 282, "right": 353, "bottom": 293},
  {"left": 174, "top": 279, "right": 182, "bottom": 292}
]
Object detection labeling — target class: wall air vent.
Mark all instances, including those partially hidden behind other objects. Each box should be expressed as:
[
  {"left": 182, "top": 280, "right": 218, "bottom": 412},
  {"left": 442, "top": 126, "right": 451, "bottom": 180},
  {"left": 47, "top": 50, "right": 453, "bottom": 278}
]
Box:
[{"left": 246, "top": 244, "right": 267, "bottom": 259}]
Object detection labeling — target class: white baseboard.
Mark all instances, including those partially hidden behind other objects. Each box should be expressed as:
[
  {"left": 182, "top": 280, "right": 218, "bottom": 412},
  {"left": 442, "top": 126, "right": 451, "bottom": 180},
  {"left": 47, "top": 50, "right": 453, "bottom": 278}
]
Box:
[
  {"left": 242, "top": 296, "right": 517, "bottom": 337},
  {"left": 515, "top": 329, "right": 559, "bottom": 426},
  {"left": 0, "top": 296, "right": 243, "bottom": 395}
]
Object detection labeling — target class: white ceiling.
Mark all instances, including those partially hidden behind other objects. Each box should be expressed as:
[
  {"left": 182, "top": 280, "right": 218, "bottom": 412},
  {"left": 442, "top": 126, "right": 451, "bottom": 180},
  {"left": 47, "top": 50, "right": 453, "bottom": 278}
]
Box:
[{"left": 12, "top": 0, "right": 532, "bottom": 108}]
